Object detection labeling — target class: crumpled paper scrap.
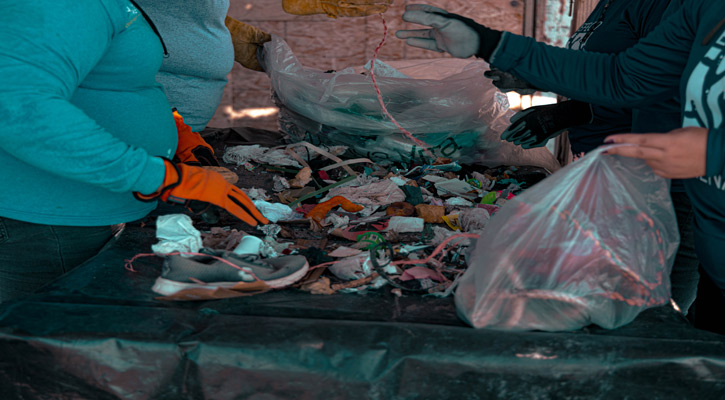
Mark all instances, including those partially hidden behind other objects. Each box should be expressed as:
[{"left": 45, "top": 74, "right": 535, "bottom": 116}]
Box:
[
  {"left": 325, "top": 179, "right": 405, "bottom": 206},
  {"left": 151, "top": 214, "right": 202, "bottom": 256}
]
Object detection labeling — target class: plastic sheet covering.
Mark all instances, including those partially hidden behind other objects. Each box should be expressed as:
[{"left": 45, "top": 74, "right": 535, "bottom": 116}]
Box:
[
  {"left": 0, "top": 209, "right": 723, "bottom": 399},
  {"left": 261, "top": 35, "right": 561, "bottom": 171},
  {"left": 456, "top": 147, "right": 679, "bottom": 331}
]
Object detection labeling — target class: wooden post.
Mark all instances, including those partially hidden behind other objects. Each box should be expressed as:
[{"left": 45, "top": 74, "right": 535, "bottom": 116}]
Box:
[
  {"left": 524, "top": 0, "right": 537, "bottom": 38},
  {"left": 571, "top": 0, "right": 599, "bottom": 33}
]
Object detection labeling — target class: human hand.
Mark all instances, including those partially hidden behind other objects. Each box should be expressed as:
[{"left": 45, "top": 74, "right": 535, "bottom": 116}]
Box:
[
  {"left": 225, "top": 17, "right": 271, "bottom": 71},
  {"left": 604, "top": 127, "right": 708, "bottom": 179},
  {"left": 282, "top": 0, "right": 392, "bottom": 18},
  {"left": 172, "top": 109, "right": 219, "bottom": 166},
  {"left": 135, "top": 159, "right": 269, "bottom": 226},
  {"left": 500, "top": 101, "right": 594, "bottom": 149},
  {"left": 484, "top": 68, "right": 538, "bottom": 95},
  {"left": 396, "top": 4, "right": 502, "bottom": 61}
]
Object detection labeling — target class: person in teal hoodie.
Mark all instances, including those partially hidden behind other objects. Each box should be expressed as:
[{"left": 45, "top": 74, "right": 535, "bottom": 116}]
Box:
[
  {"left": 396, "top": 1, "right": 725, "bottom": 333},
  {"left": 0, "top": 0, "right": 268, "bottom": 302},
  {"left": 133, "top": 0, "right": 392, "bottom": 163}
]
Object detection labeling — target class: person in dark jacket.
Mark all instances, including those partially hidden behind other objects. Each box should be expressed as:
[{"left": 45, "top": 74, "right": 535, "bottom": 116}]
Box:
[
  {"left": 488, "top": 0, "right": 699, "bottom": 316},
  {"left": 396, "top": 1, "right": 725, "bottom": 333}
]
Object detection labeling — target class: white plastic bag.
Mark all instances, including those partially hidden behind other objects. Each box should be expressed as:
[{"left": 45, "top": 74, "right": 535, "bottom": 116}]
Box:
[
  {"left": 151, "top": 214, "right": 202, "bottom": 256},
  {"left": 261, "top": 36, "right": 560, "bottom": 171},
  {"left": 455, "top": 147, "right": 679, "bottom": 331}
]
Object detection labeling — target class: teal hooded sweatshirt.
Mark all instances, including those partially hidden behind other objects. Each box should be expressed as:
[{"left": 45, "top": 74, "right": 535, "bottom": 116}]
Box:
[{"left": 0, "top": 0, "right": 175, "bottom": 226}]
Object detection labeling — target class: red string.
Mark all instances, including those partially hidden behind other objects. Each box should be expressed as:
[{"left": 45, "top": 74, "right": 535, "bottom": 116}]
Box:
[
  {"left": 307, "top": 233, "right": 480, "bottom": 272},
  {"left": 370, "top": 14, "right": 436, "bottom": 161},
  {"left": 124, "top": 251, "right": 261, "bottom": 281},
  {"left": 390, "top": 233, "right": 480, "bottom": 267}
]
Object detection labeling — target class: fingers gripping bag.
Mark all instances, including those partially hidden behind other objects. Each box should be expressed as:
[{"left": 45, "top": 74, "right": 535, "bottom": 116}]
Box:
[
  {"left": 455, "top": 147, "right": 679, "bottom": 331},
  {"left": 259, "top": 35, "right": 560, "bottom": 171}
]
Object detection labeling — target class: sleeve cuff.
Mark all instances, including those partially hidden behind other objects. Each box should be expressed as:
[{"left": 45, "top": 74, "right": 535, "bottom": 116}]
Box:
[
  {"left": 489, "top": 32, "right": 530, "bottom": 71},
  {"left": 132, "top": 157, "right": 167, "bottom": 195},
  {"left": 705, "top": 125, "right": 725, "bottom": 177}
]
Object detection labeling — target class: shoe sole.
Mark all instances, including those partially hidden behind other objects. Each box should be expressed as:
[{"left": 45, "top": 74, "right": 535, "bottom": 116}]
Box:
[{"left": 152, "top": 261, "right": 310, "bottom": 296}]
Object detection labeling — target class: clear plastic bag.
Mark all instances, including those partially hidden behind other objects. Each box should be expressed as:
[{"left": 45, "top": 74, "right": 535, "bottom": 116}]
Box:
[
  {"left": 260, "top": 36, "right": 561, "bottom": 171},
  {"left": 455, "top": 147, "right": 679, "bottom": 331}
]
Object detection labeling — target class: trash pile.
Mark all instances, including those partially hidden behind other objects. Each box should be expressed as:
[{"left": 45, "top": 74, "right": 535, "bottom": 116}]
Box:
[{"left": 146, "top": 138, "right": 551, "bottom": 300}]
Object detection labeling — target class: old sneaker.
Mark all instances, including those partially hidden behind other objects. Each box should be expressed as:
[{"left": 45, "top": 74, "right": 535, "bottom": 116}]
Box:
[{"left": 152, "top": 248, "right": 309, "bottom": 295}]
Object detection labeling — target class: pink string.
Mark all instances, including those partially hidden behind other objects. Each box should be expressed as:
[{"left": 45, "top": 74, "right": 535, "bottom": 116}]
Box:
[
  {"left": 390, "top": 233, "right": 480, "bottom": 267},
  {"left": 370, "top": 14, "right": 436, "bottom": 161},
  {"left": 124, "top": 251, "right": 261, "bottom": 281},
  {"left": 307, "top": 233, "right": 480, "bottom": 272}
]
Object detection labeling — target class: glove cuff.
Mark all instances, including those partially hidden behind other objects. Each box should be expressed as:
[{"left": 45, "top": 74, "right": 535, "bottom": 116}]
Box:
[
  {"left": 437, "top": 13, "right": 503, "bottom": 61},
  {"left": 133, "top": 158, "right": 182, "bottom": 202}
]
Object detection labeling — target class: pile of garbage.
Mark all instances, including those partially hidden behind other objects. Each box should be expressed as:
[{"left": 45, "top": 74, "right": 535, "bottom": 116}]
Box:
[{"left": 151, "top": 140, "right": 550, "bottom": 299}]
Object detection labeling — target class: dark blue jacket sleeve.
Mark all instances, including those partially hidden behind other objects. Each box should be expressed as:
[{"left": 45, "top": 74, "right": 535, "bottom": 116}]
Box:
[{"left": 490, "top": 2, "right": 698, "bottom": 108}]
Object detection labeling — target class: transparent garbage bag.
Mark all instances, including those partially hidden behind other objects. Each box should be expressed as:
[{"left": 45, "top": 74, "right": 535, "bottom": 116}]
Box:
[
  {"left": 455, "top": 147, "right": 679, "bottom": 331},
  {"left": 260, "top": 36, "right": 561, "bottom": 171}
]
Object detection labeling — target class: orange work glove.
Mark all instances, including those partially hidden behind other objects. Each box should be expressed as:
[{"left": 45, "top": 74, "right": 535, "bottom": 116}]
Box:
[
  {"left": 172, "top": 109, "right": 219, "bottom": 167},
  {"left": 135, "top": 159, "right": 269, "bottom": 227}
]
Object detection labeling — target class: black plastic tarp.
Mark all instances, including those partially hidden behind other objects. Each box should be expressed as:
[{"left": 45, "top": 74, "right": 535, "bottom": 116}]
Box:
[{"left": 1, "top": 221, "right": 724, "bottom": 399}]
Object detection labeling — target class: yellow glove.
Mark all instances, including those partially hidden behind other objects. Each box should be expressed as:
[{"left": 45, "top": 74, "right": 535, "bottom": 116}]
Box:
[
  {"left": 225, "top": 16, "right": 271, "bottom": 71},
  {"left": 282, "top": 0, "right": 392, "bottom": 18}
]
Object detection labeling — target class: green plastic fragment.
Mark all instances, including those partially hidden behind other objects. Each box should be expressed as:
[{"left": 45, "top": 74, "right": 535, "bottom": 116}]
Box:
[
  {"left": 480, "top": 191, "right": 497, "bottom": 205},
  {"left": 356, "top": 232, "right": 386, "bottom": 250}
]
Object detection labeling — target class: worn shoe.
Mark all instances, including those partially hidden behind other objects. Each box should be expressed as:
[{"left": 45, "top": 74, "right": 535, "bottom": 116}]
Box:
[{"left": 152, "top": 248, "right": 309, "bottom": 295}]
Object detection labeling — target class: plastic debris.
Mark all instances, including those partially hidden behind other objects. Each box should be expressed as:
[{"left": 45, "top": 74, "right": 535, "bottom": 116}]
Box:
[
  {"left": 385, "top": 217, "right": 425, "bottom": 233},
  {"left": 400, "top": 267, "right": 447, "bottom": 283},
  {"left": 325, "top": 179, "right": 406, "bottom": 206},
  {"left": 224, "top": 145, "right": 303, "bottom": 168},
  {"left": 414, "top": 204, "right": 445, "bottom": 223},
  {"left": 151, "top": 214, "right": 202, "bottom": 256},
  {"left": 356, "top": 231, "right": 386, "bottom": 250},
  {"left": 232, "top": 235, "right": 264, "bottom": 256},
  {"left": 324, "top": 214, "right": 350, "bottom": 230},
  {"left": 386, "top": 202, "right": 415, "bottom": 217},
  {"left": 289, "top": 167, "right": 312, "bottom": 188},
  {"left": 180, "top": 122, "right": 554, "bottom": 299},
  {"left": 243, "top": 188, "right": 269, "bottom": 201},
  {"left": 401, "top": 185, "right": 424, "bottom": 205},
  {"left": 305, "top": 196, "right": 365, "bottom": 225},
  {"left": 434, "top": 178, "right": 480, "bottom": 200},
  {"left": 273, "top": 175, "right": 290, "bottom": 192},
  {"left": 253, "top": 200, "right": 297, "bottom": 223},
  {"left": 328, "top": 254, "right": 375, "bottom": 281},
  {"left": 328, "top": 246, "right": 364, "bottom": 258},
  {"left": 480, "top": 191, "right": 497, "bottom": 205},
  {"left": 459, "top": 208, "right": 491, "bottom": 232}
]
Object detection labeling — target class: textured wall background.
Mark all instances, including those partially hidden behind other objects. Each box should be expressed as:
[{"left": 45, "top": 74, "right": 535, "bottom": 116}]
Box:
[{"left": 209, "top": 0, "right": 526, "bottom": 130}]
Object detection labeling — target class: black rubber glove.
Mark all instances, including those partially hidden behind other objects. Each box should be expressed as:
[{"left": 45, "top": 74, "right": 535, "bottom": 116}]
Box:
[
  {"left": 483, "top": 68, "right": 539, "bottom": 95},
  {"left": 500, "top": 100, "right": 594, "bottom": 149},
  {"left": 396, "top": 4, "right": 502, "bottom": 61}
]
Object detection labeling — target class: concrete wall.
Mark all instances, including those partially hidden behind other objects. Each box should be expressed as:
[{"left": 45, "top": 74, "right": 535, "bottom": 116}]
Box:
[{"left": 209, "top": 0, "right": 525, "bottom": 130}]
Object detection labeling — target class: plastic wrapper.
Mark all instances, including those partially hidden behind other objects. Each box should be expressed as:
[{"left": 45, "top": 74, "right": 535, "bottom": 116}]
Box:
[
  {"left": 151, "top": 214, "right": 202, "bottom": 256},
  {"left": 455, "top": 147, "right": 679, "bottom": 331},
  {"left": 261, "top": 36, "right": 561, "bottom": 171}
]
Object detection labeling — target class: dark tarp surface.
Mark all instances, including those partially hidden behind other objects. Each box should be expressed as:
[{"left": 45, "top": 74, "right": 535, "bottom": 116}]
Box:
[{"left": 1, "top": 220, "right": 724, "bottom": 400}]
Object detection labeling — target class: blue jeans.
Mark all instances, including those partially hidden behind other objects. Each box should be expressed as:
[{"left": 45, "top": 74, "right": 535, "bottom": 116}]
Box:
[
  {"left": 669, "top": 191, "right": 700, "bottom": 314},
  {"left": 0, "top": 217, "right": 119, "bottom": 303}
]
